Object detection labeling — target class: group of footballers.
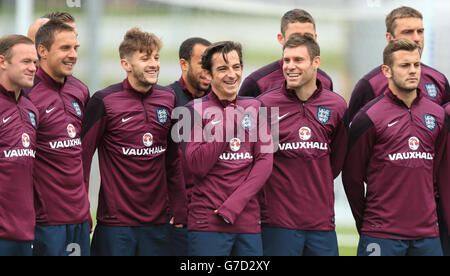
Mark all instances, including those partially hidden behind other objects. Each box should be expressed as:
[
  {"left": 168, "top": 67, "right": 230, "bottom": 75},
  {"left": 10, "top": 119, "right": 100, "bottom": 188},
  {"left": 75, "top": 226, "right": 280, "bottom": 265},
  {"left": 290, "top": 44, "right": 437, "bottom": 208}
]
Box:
[{"left": 0, "top": 6, "right": 449, "bottom": 256}]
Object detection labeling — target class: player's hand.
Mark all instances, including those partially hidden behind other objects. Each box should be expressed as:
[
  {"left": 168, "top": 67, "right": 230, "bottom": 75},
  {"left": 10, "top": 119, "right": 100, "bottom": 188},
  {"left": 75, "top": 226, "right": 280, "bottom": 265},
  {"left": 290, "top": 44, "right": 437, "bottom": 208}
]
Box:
[
  {"left": 214, "top": 209, "right": 230, "bottom": 224},
  {"left": 169, "top": 216, "right": 184, "bottom": 228}
]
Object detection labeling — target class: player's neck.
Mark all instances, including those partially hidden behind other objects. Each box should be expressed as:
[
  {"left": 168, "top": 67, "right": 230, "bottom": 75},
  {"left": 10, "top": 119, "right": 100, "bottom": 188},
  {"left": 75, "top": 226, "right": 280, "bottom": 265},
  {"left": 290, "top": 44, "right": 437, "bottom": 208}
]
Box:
[
  {"left": 183, "top": 78, "right": 206, "bottom": 98},
  {"left": 127, "top": 76, "right": 152, "bottom": 93},
  {"left": 0, "top": 77, "right": 21, "bottom": 100},
  {"left": 390, "top": 85, "right": 417, "bottom": 108},
  {"left": 40, "top": 63, "right": 65, "bottom": 84},
  {"left": 294, "top": 79, "right": 317, "bottom": 102}
]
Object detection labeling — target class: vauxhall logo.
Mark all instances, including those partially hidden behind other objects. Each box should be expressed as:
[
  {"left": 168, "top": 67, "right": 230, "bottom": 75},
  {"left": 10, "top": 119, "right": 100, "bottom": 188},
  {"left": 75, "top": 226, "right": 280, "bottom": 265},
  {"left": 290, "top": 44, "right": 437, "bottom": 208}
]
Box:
[{"left": 49, "top": 124, "right": 81, "bottom": 149}]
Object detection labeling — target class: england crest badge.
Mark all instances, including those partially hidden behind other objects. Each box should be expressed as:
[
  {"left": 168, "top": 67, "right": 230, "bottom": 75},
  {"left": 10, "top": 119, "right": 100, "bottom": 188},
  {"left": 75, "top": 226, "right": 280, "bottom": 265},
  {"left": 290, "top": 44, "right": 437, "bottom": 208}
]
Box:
[
  {"left": 27, "top": 110, "right": 37, "bottom": 128},
  {"left": 423, "top": 114, "right": 436, "bottom": 131},
  {"left": 424, "top": 83, "right": 438, "bottom": 98},
  {"left": 156, "top": 108, "right": 169, "bottom": 125},
  {"left": 317, "top": 106, "right": 332, "bottom": 124},
  {"left": 241, "top": 112, "right": 253, "bottom": 130},
  {"left": 71, "top": 101, "right": 82, "bottom": 117}
]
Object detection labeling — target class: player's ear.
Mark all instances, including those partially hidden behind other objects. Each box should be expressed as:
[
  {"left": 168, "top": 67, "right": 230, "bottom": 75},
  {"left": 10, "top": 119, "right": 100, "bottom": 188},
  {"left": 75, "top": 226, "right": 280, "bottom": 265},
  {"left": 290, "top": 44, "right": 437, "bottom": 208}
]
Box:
[
  {"left": 180, "top": 58, "right": 189, "bottom": 72},
  {"left": 120, "top": 58, "right": 132, "bottom": 73},
  {"left": 312, "top": 55, "right": 321, "bottom": 70},
  {"left": 37, "top": 44, "right": 48, "bottom": 60},
  {"left": 381, "top": 64, "right": 392, "bottom": 78},
  {"left": 386, "top": 32, "right": 394, "bottom": 43},
  {"left": 0, "top": 55, "right": 7, "bottom": 70},
  {"left": 277, "top": 33, "right": 285, "bottom": 46}
]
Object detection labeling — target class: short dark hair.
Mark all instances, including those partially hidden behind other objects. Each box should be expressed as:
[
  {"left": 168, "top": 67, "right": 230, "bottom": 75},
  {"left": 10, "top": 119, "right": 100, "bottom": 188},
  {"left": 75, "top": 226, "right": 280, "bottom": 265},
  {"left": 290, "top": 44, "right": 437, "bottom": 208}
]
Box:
[
  {"left": 35, "top": 20, "right": 75, "bottom": 51},
  {"left": 283, "top": 33, "right": 320, "bottom": 61},
  {"left": 119, "top": 27, "right": 162, "bottom": 59},
  {"left": 0, "top": 34, "right": 34, "bottom": 61},
  {"left": 179, "top": 37, "right": 211, "bottom": 61},
  {"left": 42, "top": 11, "right": 75, "bottom": 23},
  {"left": 281, "top": 9, "right": 316, "bottom": 36},
  {"left": 385, "top": 6, "right": 422, "bottom": 34},
  {"left": 201, "top": 41, "right": 243, "bottom": 74},
  {"left": 383, "top": 38, "right": 419, "bottom": 67}
]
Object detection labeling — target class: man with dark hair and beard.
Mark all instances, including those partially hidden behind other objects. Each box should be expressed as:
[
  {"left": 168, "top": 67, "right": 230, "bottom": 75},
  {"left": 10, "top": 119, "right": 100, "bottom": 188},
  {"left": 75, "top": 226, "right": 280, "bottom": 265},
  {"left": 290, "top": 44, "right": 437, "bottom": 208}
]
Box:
[
  {"left": 343, "top": 38, "right": 449, "bottom": 256},
  {"left": 166, "top": 37, "right": 211, "bottom": 256},
  {"left": 81, "top": 27, "right": 187, "bottom": 256},
  {"left": 169, "top": 37, "right": 211, "bottom": 106}
]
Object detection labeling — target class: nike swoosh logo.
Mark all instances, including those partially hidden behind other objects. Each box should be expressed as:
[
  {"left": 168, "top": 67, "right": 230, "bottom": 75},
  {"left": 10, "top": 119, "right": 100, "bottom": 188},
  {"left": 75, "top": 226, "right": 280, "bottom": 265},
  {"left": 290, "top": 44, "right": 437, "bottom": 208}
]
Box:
[
  {"left": 388, "top": 121, "right": 399, "bottom": 127},
  {"left": 122, "top": 117, "right": 133, "bottom": 123},
  {"left": 2, "top": 116, "right": 11, "bottom": 123},
  {"left": 46, "top": 107, "right": 55, "bottom": 114},
  {"left": 278, "top": 113, "right": 289, "bottom": 121},
  {"left": 211, "top": 120, "right": 222, "bottom": 125}
]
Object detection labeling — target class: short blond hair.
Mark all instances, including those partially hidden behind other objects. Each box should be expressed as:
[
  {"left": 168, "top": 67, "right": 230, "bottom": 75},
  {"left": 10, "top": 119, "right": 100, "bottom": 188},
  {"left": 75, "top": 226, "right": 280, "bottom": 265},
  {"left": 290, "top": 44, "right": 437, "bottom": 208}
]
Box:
[{"left": 119, "top": 27, "right": 162, "bottom": 59}]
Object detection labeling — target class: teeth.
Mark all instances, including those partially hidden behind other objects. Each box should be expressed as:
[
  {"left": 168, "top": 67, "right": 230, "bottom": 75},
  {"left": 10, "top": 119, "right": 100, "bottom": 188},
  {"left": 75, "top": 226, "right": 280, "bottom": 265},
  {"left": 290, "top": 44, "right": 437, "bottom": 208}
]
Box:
[{"left": 288, "top": 73, "right": 300, "bottom": 77}]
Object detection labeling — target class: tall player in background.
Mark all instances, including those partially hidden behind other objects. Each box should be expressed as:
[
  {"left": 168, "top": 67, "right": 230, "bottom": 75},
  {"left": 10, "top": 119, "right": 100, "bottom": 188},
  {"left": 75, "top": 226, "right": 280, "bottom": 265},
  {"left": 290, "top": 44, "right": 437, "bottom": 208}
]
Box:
[
  {"left": 82, "top": 27, "right": 187, "bottom": 256},
  {"left": 346, "top": 6, "right": 450, "bottom": 122},
  {"left": 239, "top": 9, "right": 333, "bottom": 97},
  {"left": 27, "top": 11, "right": 78, "bottom": 43},
  {"left": 26, "top": 20, "right": 91, "bottom": 256},
  {"left": 345, "top": 6, "right": 450, "bottom": 255},
  {"left": 167, "top": 37, "right": 211, "bottom": 256},
  {"left": 0, "top": 34, "right": 39, "bottom": 256}
]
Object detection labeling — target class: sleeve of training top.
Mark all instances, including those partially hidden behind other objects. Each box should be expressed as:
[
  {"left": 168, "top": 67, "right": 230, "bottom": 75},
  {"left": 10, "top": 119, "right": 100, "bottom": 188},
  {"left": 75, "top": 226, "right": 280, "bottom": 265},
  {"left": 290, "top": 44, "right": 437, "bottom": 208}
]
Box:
[
  {"left": 216, "top": 107, "right": 274, "bottom": 224},
  {"left": 165, "top": 122, "right": 188, "bottom": 225},
  {"left": 345, "top": 78, "right": 376, "bottom": 127},
  {"left": 342, "top": 110, "right": 376, "bottom": 233},
  {"left": 80, "top": 94, "right": 107, "bottom": 194},
  {"left": 330, "top": 108, "right": 348, "bottom": 179},
  {"left": 184, "top": 107, "right": 228, "bottom": 179},
  {"left": 443, "top": 77, "right": 450, "bottom": 105},
  {"left": 238, "top": 76, "right": 261, "bottom": 97},
  {"left": 438, "top": 111, "right": 450, "bottom": 234}
]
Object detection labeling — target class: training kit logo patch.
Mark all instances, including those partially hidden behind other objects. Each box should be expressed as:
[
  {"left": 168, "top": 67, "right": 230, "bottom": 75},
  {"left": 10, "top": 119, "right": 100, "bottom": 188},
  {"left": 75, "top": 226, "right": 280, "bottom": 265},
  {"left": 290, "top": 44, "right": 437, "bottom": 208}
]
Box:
[
  {"left": 317, "top": 106, "right": 332, "bottom": 124},
  {"left": 408, "top": 136, "right": 420, "bottom": 151},
  {"left": 22, "top": 133, "right": 30, "bottom": 148},
  {"left": 156, "top": 108, "right": 169, "bottom": 125},
  {"left": 299, "top": 127, "right": 312, "bottom": 141},
  {"left": 424, "top": 83, "right": 438, "bottom": 98},
  {"left": 67, "top": 124, "right": 76, "bottom": 138},
  {"left": 423, "top": 114, "right": 436, "bottom": 131},
  {"left": 229, "top": 138, "right": 241, "bottom": 152},
  {"left": 143, "top": 133, "right": 153, "bottom": 147}
]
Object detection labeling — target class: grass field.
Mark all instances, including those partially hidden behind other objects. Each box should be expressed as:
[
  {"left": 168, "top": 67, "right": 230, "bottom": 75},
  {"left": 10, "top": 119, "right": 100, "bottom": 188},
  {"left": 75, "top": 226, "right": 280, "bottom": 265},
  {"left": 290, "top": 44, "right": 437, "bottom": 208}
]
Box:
[{"left": 336, "top": 225, "right": 359, "bottom": 256}]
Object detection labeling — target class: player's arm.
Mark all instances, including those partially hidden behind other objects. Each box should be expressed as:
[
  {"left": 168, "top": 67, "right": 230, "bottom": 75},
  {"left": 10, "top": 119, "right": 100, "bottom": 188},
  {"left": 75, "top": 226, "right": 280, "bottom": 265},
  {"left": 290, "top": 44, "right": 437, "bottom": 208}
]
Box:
[
  {"left": 166, "top": 124, "right": 188, "bottom": 226},
  {"left": 216, "top": 107, "right": 273, "bottom": 224},
  {"left": 183, "top": 107, "right": 228, "bottom": 179},
  {"left": 80, "top": 94, "right": 107, "bottom": 193},
  {"left": 342, "top": 110, "right": 376, "bottom": 232},
  {"left": 238, "top": 76, "right": 261, "bottom": 97},
  {"left": 437, "top": 109, "right": 450, "bottom": 234},
  {"left": 345, "top": 78, "right": 376, "bottom": 127},
  {"left": 330, "top": 105, "right": 348, "bottom": 179},
  {"left": 442, "top": 77, "right": 450, "bottom": 105}
]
